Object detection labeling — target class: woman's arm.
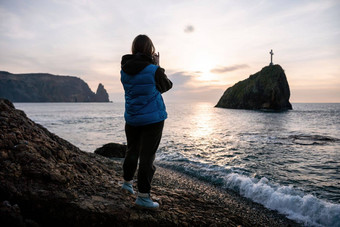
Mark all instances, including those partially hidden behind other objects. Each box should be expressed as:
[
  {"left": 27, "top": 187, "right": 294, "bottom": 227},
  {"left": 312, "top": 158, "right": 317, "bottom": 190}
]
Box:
[{"left": 155, "top": 67, "right": 173, "bottom": 93}]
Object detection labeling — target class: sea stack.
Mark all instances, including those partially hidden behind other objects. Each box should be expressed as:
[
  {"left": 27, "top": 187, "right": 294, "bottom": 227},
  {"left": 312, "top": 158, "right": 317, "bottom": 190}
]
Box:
[
  {"left": 94, "top": 83, "right": 110, "bottom": 102},
  {"left": 215, "top": 64, "right": 292, "bottom": 111}
]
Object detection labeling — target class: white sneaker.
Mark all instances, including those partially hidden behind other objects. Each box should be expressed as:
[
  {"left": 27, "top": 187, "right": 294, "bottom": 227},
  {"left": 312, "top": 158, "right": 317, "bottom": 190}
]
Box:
[
  {"left": 122, "top": 181, "right": 135, "bottom": 194},
  {"left": 135, "top": 192, "right": 159, "bottom": 209}
]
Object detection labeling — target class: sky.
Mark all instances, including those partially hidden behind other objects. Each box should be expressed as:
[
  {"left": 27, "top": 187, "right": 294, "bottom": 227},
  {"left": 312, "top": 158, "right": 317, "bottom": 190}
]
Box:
[{"left": 0, "top": 0, "right": 339, "bottom": 103}]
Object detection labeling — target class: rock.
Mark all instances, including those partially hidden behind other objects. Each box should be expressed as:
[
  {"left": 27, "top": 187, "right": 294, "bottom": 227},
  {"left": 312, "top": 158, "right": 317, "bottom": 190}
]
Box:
[
  {"left": 94, "top": 143, "right": 127, "bottom": 158},
  {"left": 0, "top": 201, "right": 25, "bottom": 227},
  {"left": 94, "top": 83, "right": 110, "bottom": 102},
  {"left": 0, "top": 71, "right": 110, "bottom": 102},
  {"left": 215, "top": 65, "right": 292, "bottom": 111},
  {"left": 0, "top": 98, "right": 121, "bottom": 225}
]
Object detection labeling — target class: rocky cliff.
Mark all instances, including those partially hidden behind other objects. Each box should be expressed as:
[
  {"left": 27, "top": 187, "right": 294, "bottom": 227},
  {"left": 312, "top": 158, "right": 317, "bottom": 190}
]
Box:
[
  {"left": 0, "top": 71, "right": 109, "bottom": 102},
  {"left": 0, "top": 98, "right": 299, "bottom": 226},
  {"left": 215, "top": 65, "right": 292, "bottom": 110}
]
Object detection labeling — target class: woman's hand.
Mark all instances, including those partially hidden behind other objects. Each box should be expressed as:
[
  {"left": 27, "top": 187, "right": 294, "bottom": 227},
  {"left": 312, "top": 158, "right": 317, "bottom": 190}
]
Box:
[{"left": 153, "top": 52, "right": 160, "bottom": 66}]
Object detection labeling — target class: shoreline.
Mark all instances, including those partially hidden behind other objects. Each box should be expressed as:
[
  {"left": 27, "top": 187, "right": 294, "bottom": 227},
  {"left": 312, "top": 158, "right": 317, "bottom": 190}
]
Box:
[
  {"left": 0, "top": 98, "right": 300, "bottom": 226},
  {"left": 144, "top": 161, "right": 300, "bottom": 226}
]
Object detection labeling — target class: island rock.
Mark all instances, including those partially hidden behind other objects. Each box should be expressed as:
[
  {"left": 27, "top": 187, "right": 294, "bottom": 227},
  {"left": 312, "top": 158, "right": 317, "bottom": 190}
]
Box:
[
  {"left": 215, "top": 65, "right": 292, "bottom": 110},
  {"left": 0, "top": 71, "right": 110, "bottom": 102}
]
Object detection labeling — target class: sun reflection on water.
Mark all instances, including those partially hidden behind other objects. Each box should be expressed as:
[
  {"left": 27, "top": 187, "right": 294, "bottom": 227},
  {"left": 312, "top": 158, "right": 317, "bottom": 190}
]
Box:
[
  {"left": 189, "top": 102, "right": 216, "bottom": 139},
  {"left": 181, "top": 102, "right": 245, "bottom": 169}
]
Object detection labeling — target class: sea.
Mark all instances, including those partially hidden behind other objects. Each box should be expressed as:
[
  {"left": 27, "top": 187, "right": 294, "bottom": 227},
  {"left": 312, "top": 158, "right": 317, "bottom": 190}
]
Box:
[{"left": 14, "top": 102, "right": 340, "bottom": 227}]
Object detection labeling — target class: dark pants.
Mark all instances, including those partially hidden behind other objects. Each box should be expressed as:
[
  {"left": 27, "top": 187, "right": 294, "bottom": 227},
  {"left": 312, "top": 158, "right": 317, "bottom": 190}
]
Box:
[{"left": 123, "top": 120, "right": 164, "bottom": 193}]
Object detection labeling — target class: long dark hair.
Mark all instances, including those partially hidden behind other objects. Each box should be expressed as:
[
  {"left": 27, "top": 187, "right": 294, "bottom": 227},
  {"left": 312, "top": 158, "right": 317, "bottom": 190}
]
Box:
[{"left": 131, "top": 35, "right": 155, "bottom": 57}]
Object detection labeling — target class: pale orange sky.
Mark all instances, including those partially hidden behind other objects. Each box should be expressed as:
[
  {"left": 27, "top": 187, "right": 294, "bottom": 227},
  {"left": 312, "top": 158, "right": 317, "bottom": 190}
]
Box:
[{"left": 1, "top": 0, "right": 339, "bottom": 103}]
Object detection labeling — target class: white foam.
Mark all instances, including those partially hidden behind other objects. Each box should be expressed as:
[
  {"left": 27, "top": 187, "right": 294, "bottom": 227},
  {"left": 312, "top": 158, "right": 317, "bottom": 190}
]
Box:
[{"left": 224, "top": 173, "right": 340, "bottom": 227}]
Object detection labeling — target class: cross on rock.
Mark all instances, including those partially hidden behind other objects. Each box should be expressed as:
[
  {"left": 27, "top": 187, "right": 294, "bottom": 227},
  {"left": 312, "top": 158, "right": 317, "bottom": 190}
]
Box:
[{"left": 269, "top": 49, "right": 274, "bottom": 66}]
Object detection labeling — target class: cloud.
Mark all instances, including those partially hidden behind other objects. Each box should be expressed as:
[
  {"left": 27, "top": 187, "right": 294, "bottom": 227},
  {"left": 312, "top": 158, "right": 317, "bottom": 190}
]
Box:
[
  {"left": 161, "top": 70, "right": 229, "bottom": 102},
  {"left": 210, "top": 64, "right": 249, "bottom": 74},
  {"left": 167, "top": 71, "right": 194, "bottom": 89},
  {"left": 184, "top": 25, "right": 194, "bottom": 33},
  {"left": 0, "top": 8, "right": 36, "bottom": 39}
]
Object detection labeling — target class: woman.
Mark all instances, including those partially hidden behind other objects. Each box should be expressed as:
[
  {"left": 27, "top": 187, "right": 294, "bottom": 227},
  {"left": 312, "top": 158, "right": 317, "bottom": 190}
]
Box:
[{"left": 120, "top": 34, "right": 172, "bottom": 209}]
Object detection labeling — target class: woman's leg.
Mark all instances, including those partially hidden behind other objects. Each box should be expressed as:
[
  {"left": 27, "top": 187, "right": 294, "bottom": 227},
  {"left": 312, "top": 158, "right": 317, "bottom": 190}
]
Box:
[
  {"left": 137, "top": 121, "right": 164, "bottom": 193},
  {"left": 123, "top": 123, "right": 141, "bottom": 182}
]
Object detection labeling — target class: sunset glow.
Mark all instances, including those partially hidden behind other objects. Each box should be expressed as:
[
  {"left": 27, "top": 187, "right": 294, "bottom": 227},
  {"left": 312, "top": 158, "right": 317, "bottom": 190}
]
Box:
[{"left": 1, "top": 0, "right": 339, "bottom": 103}]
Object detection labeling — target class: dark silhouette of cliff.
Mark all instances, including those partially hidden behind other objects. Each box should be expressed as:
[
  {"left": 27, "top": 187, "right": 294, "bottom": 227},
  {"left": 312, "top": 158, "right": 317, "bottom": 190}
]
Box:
[
  {"left": 0, "top": 71, "right": 109, "bottom": 102},
  {"left": 215, "top": 65, "right": 292, "bottom": 111}
]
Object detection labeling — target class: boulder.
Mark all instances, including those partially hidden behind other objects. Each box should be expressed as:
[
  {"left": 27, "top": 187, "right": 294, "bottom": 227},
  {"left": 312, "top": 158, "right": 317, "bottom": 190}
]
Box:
[
  {"left": 215, "top": 65, "right": 292, "bottom": 110},
  {"left": 94, "top": 143, "right": 127, "bottom": 158}
]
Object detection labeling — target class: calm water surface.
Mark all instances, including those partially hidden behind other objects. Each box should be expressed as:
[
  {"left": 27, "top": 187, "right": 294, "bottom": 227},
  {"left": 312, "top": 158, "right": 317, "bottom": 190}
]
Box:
[{"left": 15, "top": 102, "right": 340, "bottom": 227}]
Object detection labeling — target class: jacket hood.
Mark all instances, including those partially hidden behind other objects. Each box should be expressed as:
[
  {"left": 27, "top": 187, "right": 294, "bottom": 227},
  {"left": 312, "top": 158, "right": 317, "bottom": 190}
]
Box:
[{"left": 121, "top": 53, "right": 154, "bottom": 75}]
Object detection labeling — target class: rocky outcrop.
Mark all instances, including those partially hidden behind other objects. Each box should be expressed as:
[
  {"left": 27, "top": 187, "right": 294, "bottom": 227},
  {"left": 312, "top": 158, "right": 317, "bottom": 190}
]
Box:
[
  {"left": 215, "top": 65, "right": 292, "bottom": 110},
  {"left": 94, "top": 83, "right": 109, "bottom": 102},
  {"left": 0, "top": 98, "right": 299, "bottom": 226},
  {"left": 94, "top": 143, "right": 127, "bottom": 158},
  {"left": 0, "top": 98, "right": 121, "bottom": 225},
  {"left": 0, "top": 71, "right": 109, "bottom": 102}
]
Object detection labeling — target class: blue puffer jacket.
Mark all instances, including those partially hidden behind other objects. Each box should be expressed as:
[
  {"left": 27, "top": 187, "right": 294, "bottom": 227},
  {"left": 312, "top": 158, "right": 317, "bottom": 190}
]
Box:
[{"left": 121, "top": 55, "right": 167, "bottom": 126}]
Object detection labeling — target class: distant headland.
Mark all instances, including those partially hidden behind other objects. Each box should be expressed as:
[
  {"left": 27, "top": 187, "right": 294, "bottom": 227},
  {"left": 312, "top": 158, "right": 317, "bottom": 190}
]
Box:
[{"left": 0, "top": 71, "right": 110, "bottom": 102}]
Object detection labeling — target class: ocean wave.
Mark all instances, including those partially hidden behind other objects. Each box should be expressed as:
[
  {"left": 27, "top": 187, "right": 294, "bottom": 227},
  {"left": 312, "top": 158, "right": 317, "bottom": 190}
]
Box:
[
  {"left": 158, "top": 159, "right": 340, "bottom": 227},
  {"left": 288, "top": 134, "right": 340, "bottom": 145},
  {"left": 237, "top": 133, "right": 340, "bottom": 146},
  {"left": 224, "top": 173, "right": 340, "bottom": 227}
]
